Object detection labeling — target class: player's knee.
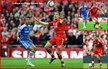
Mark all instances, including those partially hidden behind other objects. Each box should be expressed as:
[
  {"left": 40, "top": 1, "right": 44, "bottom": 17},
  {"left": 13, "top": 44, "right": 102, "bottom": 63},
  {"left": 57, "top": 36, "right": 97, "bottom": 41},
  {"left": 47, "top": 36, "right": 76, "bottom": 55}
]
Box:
[
  {"left": 91, "top": 53, "right": 94, "bottom": 57},
  {"left": 56, "top": 49, "right": 60, "bottom": 55}
]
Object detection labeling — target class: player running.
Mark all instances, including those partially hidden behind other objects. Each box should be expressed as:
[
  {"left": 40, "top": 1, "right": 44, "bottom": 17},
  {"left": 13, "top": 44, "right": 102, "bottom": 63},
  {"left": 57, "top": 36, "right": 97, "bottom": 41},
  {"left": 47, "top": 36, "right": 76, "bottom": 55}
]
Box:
[
  {"left": 79, "top": 3, "right": 88, "bottom": 28},
  {"left": 87, "top": 3, "right": 105, "bottom": 29},
  {"left": 17, "top": 17, "right": 37, "bottom": 67},
  {"left": 33, "top": 12, "right": 66, "bottom": 67},
  {"left": 89, "top": 35, "right": 105, "bottom": 68}
]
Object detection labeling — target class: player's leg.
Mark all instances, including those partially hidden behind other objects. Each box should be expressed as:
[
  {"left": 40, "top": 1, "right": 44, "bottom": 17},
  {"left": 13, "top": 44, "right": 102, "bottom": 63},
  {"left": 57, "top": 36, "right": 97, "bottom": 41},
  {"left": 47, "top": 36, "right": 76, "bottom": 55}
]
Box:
[
  {"left": 97, "top": 55, "right": 102, "bottom": 68},
  {"left": 82, "top": 15, "right": 86, "bottom": 28},
  {"left": 44, "top": 41, "right": 56, "bottom": 63},
  {"left": 44, "top": 42, "right": 54, "bottom": 57},
  {"left": 91, "top": 52, "right": 95, "bottom": 66},
  {"left": 93, "top": 17, "right": 102, "bottom": 29},
  {"left": 56, "top": 38, "right": 65, "bottom": 67},
  {"left": 56, "top": 49, "right": 65, "bottom": 67},
  {"left": 26, "top": 44, "right": 37, "bottom": 66}
]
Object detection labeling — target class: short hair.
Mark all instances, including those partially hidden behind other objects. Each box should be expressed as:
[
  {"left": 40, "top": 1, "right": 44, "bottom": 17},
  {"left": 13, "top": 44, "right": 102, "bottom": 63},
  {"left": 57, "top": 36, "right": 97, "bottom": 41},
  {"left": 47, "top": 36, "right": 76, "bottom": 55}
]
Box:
[
  {"left": 54, "top": 11, "right": 60, "bottom": 15},
  {"left": 24, "top": 17, "right": 29, "bottom": 21},
  {"left": 94, "top": 35, "right": 99, "bottom": 37}
]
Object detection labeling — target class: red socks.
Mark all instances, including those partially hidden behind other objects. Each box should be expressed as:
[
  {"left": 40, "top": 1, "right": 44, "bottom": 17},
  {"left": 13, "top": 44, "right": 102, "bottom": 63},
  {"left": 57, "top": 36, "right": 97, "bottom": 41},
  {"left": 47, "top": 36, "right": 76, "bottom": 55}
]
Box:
[
  {"left": 46, "top": 48, "right": 55, "bottom": 58},
  {"left": 91, "top": 57, "right": 94, "bottom": 66},
  {"left": 58, "top": 54, "right": 64, "bottom": 64},
  {"left": 98, "top": 58, "right": 101, "bottom": 63}
]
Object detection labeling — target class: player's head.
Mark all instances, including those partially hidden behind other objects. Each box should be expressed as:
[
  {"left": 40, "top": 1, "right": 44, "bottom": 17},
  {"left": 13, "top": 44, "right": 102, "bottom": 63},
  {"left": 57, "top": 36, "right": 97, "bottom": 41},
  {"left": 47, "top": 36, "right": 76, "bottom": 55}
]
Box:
[
  {"left": 93, "top": 3, "right": 96, "bottom": 7},
  {"left": 24, "top": 17, "right": 30, "bottom": 25},
  {"left": 94, "top": 35, "right": 98, "bottom": 40},
  {"left": 54, "top": 12, "right": 60, "bottom": 20},
  {"left": 81, "top": 3, "right": 84, "bottom": 7}
]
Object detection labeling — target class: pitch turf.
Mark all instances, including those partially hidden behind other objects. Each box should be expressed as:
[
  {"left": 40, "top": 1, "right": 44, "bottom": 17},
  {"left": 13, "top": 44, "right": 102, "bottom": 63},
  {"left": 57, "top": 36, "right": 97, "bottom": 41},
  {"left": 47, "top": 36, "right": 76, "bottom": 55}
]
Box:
[
  {"left": 84, "top": 63, "right": 107, "bottom": 68},
  {"left": 78, "top": 22, "right": 107, "bottom": 30},
  {"left": 1, "top": 57, "right": 83, "bottom": 68}
]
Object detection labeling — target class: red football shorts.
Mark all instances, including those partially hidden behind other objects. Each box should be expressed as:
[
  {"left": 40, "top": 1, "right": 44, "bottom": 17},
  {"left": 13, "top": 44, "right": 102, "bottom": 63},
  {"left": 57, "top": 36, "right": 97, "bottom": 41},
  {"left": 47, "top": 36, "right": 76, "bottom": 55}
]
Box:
[
  {"left": 93, "top": 48, "right": 102, "bottom": 56},
  {"left": 49, "top": 36, "right": 65, "bottom": 50},
  {"left": 90, "top": 14, "right": 98, "bottom": 19}
]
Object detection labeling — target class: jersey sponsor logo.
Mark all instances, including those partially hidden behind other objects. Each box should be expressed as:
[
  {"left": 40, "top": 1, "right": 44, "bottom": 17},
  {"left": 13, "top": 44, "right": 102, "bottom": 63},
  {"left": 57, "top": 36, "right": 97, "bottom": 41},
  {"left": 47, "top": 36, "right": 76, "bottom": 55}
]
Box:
[{"left": 25, "top": 31, "right": 29, "bottom": 33}]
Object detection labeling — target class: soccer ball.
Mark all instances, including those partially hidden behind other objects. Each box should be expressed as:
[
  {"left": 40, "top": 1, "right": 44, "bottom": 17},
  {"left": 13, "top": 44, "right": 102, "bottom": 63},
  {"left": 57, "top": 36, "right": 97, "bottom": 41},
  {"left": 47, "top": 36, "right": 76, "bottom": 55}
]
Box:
[
  {"left": 47, "top": 1, "right": 54, "bottom": 7},
  {"left": 95, "top": 25, "right": 99, "bottom": 29},
  {"left": 88, "top": 63, "right": 92, "bottom": 67}
]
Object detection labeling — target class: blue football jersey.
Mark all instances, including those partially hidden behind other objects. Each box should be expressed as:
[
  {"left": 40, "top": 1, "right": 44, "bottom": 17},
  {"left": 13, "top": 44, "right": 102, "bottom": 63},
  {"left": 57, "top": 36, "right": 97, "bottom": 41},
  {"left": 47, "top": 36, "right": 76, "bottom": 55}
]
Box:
[
  {"left": 17, "top": 24, "right": 31, "bottom": 41},
  {"left": 79, "top": 6, "right": 88, "bottom": 16}
]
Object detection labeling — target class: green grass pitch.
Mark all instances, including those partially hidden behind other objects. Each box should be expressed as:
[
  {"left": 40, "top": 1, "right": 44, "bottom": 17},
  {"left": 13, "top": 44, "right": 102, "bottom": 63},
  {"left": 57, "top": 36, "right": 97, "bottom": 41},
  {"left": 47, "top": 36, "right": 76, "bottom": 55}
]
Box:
[
  {"left": 84, "top": 63, "right": 107, "bottom": 68},
  {"left": 78, "top": 21, "right": 107, "bottom": 30},
  {"left": 1, "top": 57, "right": 83, "bottom": 68}
]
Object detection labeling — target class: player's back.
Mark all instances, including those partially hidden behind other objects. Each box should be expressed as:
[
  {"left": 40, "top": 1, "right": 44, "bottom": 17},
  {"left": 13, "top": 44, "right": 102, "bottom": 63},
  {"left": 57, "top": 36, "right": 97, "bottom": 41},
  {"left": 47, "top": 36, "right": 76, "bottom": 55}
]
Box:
[
  {"left": 79, "top": 6, "right": 88, "bottom": 15},
  {"left": 17, "top": 24, "right": 31, "bottom": 41}
]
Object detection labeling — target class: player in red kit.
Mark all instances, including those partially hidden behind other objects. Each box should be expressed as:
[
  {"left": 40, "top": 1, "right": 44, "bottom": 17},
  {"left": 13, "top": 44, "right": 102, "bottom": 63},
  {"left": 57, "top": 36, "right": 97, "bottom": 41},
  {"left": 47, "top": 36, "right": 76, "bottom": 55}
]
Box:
[
  {"left": 87, "top": 3, "right": 105, "bottom": 29},
  {"left": 89, "top": 35, "right": 105, "bottom": 68},
  {"left": 33, "top": 12, "right": 66, "bottom": 67}
]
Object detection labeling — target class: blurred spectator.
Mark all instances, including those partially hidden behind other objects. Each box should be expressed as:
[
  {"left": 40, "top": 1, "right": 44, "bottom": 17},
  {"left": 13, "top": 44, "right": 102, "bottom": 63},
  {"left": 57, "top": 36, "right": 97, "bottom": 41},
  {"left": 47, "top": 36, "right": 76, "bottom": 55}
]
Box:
[
  {"left": 67, "top": 31, "right": 76, "bottom": 45},
  {"left": 1, "top": 28, "right": 8, "bottom": 37},
  {"left": 30, "top": 31, "right": 38, "bottom": 44}
]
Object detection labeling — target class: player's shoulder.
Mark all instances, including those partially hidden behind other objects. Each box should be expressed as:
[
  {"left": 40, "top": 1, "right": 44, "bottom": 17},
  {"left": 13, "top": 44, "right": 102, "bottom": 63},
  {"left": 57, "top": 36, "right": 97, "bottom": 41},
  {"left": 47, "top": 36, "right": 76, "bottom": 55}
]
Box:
[
  {"left": 98, "top": 39, "right": 102, "bottom": 42},
  {"left": 93, "top": 40, "right": 95, "bottom": 42},
  {"left": 84, "top": 6, "right": 87, "bottom": 8},
  {"left": 20, "top": 24, "right": 26, "bottom": 29},
  {"left": 79, "top": 6, "right": 83, "bottom": 9},
  {"left": 19, "top": 24, "right": 31, "bottom": 29}
]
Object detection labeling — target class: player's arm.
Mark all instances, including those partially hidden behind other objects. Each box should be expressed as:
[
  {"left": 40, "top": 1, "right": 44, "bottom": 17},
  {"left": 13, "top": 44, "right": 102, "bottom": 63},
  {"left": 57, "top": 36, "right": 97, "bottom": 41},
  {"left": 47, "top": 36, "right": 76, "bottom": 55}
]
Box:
[
  {"left": 87, "top": 10, "right": 90, "bottom": 18},
  {"left": 99, "top": 8, "right": 105, "bottom": 16},
  {"left": 89, "top": 41, "right": 94, "bottom": 54},
  {"left": 28, "top": 35, "right": 33, "bottom": 42},
  {"left": 33, "top": 16, "right": 49, "bottom": 26},
  {"left": 17, "top": 33, "right": 20, "bottom": 41},
  {"left": 89, "top": 46, "right": 93, "bottom": 53},
  {"left": 78, "top": 8, "right": 81, "bottom": 16}
]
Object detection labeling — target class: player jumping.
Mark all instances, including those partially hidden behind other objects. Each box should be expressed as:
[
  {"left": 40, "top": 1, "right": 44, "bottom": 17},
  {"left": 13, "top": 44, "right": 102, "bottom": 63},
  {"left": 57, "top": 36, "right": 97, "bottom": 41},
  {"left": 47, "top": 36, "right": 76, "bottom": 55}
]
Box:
[
  {"left": 79, "top": 3, "right": 88, "bottom": 28},
  {"left": 33, "top": 12, "right": 66, "bottom": 67},
  {"left": 89, "top": 35, "right": 105, "bottom": 68},
  {"left": 87, "top": 3, "right": 105, "bottom": 29},
  {"left": 17, "top": 17, "right": 37, "bottom": 66}
]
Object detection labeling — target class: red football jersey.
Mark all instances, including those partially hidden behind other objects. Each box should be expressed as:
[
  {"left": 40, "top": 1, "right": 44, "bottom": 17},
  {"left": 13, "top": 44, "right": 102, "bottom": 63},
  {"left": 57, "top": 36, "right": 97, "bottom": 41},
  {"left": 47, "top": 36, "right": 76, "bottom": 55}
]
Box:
[
  {"left": 89, "top": 7, "right": 101, "bottom": 15},
  {"left": 92, "top": 39, "right": 104, "bottom": 48},
  {"left": 48, "top": 19, "right": 65, "bottom": 37}
]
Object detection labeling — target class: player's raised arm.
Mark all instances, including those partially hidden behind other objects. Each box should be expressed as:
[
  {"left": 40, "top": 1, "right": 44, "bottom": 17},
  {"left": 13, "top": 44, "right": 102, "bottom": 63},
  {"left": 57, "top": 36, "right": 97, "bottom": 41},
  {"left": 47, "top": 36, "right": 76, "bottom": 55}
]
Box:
[
  {"left": 100, "top": 9, "right": 105, "bottom": 16},
  {"left": 60, "top": 18, "right": 66, "bottom": 24},
  {"left": 33, "top": 16, "right": 49, "bottom": 26}
]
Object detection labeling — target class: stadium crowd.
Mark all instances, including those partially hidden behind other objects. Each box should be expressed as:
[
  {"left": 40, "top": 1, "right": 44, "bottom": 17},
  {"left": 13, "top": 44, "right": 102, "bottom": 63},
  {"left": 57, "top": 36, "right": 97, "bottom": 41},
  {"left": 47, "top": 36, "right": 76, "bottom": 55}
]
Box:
[
  {"left": 1, "top": 1, "right": 83, "bottom": 48},
  {"left": 83, "top": 31, "right": 107, "bottom": 56}
]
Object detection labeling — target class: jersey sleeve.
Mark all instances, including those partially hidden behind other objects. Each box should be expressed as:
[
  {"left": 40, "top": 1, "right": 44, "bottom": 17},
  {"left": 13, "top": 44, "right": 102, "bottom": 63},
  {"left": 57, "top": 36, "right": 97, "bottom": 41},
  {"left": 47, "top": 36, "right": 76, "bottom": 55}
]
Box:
[
  {"left": 100, "top": 40, "right": 104, "bottom": 46},
  {"left": 96, "top": 7, "right": 101, "bottom": 10},
  {"left": 17, "top": 25, "right": 25, "bottom": 34},
  {"left": 48, "top": 21, "right": 54, "bottom": 26}
]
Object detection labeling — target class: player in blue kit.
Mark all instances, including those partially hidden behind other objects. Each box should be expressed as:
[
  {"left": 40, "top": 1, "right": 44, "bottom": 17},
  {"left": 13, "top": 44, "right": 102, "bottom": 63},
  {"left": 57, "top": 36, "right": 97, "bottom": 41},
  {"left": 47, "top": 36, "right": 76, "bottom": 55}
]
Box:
[
  {"left": 17, "top": 17, "right": 37, "bottom": 66},
  {"left": 79, "top": 3, "right": 88, "bottom": 28}
]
